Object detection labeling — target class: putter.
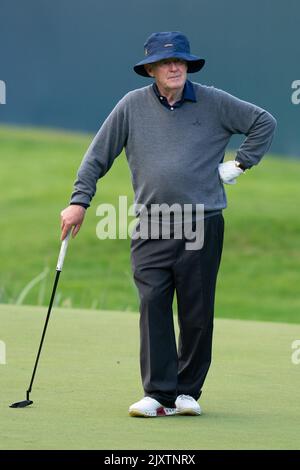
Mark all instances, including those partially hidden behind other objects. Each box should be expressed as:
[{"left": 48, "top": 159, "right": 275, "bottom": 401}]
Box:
[{"left": 10, "top": 230, "right": 71, "bottom": 408}]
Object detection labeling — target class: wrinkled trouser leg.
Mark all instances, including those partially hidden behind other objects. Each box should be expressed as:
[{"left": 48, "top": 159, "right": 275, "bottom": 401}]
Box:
[{"left": 175, "top": 214, "right": 224, "bottom": 400}]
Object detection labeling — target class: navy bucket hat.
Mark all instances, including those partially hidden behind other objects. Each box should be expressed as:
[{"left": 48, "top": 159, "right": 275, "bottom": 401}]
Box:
[{"left": 134, "top": 31, "right": 205, "bottom": 77}]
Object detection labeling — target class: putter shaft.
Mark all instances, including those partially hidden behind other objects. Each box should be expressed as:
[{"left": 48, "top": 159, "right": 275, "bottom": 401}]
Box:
[{"left": 10, "top": 232, "right": 71, "bottom": 408}]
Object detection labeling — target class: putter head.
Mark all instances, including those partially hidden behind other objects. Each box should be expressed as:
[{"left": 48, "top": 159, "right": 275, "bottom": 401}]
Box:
[{"left": 9, "top": 400, "right": 33, "bottom": 408}]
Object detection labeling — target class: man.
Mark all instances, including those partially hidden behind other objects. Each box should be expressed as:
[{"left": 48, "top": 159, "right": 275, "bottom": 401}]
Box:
[{"left": 60, "top": 31, "right": 276, "bottom": 417}]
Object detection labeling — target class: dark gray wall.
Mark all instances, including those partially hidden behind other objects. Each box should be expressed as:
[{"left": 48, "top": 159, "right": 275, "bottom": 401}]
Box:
[{"left": 0, "top": 0, "right": 299, "bottom": 156}]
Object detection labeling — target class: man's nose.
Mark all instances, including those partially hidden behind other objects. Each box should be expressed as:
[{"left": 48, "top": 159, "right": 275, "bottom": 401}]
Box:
[{"left": 169, "top": 61, "right": 179, "bottom": 70}]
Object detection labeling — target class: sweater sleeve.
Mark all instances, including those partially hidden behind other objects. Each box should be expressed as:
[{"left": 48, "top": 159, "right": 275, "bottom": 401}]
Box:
[
  {"left": 217, "top": 89, "right": 277, "bottom": 169},
  {"left": 70, "top": 94, "right": 129, "bottom": 207}
]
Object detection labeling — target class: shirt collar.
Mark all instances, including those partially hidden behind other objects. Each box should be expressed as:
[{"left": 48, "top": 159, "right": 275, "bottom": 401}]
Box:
[
  {"left": 182, "top": 80, "right": 197, "bottom": 102},
  {"left": 152, "top": 79, "right": 197, "bottom": 106}
]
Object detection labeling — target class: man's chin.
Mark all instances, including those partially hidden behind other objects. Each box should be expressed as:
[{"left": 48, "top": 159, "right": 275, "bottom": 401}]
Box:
[{"left": 166, "top": 79, "right": 185, "bottom": 89}]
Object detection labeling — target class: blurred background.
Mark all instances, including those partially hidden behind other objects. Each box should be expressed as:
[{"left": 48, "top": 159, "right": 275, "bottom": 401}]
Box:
[
  {"left": 0, "top": 0, "right": 299, "bottom": 323},
  {"left": 1, "top": 0, "right": 299, "bottom": 155}
]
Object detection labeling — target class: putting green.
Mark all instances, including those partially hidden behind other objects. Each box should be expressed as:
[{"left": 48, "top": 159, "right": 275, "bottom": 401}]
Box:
[{"left": 1, "top": 304, "right": 299, "bottom": 450}]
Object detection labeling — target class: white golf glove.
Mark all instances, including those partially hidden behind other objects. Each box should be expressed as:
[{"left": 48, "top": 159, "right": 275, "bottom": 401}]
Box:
[{"left": 218, "top": 160, "right": 244, "bottom": 185}]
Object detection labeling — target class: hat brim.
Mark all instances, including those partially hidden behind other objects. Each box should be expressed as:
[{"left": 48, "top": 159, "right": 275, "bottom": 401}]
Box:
[{"left": 134, "top": 52, "right": 205, "bottom": 77}]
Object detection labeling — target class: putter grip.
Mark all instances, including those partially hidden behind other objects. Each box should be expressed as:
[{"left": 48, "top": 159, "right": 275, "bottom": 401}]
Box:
[{"left": 56, "top": 230, "right": 71, "bottom": 271}]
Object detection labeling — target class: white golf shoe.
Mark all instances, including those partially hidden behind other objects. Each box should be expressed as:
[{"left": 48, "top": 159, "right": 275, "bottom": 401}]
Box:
[
  {"left": 175, "top": 395, "right": 202, "bottom": 415},
  {"left": 129, "top": 397, "right": 177, "bottom": 417}
]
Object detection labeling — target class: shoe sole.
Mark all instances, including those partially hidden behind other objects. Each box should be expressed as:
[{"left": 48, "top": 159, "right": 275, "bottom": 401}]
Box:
[
  {"left": 129, "top": 407, "right": 177, "bottom": 418},
  {"left": 176, "top": 408, "right": 202, "bottom": 416}
]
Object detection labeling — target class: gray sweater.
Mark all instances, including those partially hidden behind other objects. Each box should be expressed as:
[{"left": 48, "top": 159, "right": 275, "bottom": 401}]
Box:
[{"left": 70, "top": 82, "right": 276, "bottom": 212}]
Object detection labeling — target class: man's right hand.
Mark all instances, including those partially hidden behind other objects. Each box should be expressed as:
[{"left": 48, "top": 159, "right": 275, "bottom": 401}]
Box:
[{"left": 60, "top": 205, "right": 86, "bottom": 240}]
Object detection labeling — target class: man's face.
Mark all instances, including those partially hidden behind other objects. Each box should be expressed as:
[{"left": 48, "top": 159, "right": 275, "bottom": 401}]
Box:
[{"left": 145, "top": 58, "right": 188, "bottom": 92}]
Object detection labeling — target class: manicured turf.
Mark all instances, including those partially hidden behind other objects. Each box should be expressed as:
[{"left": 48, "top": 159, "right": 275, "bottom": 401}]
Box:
[
  {"left": 0, "top": 125, "right": 300, "bottom": 323},
  {"left": 1, "top": 304, "right": 299, "bottom": 450}
]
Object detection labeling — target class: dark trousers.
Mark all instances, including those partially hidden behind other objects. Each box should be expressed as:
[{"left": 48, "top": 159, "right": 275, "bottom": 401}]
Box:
[{"left": 130, "top": 214, "right": 224, "bottom": 408}]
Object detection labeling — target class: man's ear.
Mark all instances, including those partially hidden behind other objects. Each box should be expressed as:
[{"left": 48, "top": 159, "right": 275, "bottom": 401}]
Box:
[{"left": 144, "top": 64, "right": 154, "bottom": 77}]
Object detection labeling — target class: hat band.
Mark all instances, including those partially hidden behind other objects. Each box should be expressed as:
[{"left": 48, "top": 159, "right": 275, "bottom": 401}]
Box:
[{"left": 145, "top": 46, "right": 189, "bottom": 57}]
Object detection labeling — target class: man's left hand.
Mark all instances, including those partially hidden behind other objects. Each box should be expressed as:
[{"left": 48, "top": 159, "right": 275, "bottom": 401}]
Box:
[{"left": 218, "top": 160, "right": 244, "bottom": 185}]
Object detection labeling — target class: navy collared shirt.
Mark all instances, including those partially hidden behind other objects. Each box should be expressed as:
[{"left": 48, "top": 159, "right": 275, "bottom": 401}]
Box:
[{"left": 152, "top": 80, "right": 197, "bottom": 110}]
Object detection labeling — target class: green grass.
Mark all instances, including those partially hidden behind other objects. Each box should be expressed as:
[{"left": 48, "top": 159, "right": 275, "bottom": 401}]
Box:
[
  {"left": 0, "top": 125, "right": 300, "bottom": 323},
  {"left": 1, "top": 304, "right": 300, "bottom": 450}
]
